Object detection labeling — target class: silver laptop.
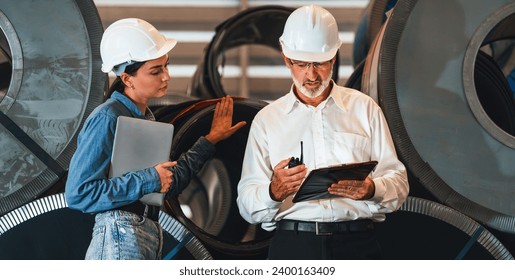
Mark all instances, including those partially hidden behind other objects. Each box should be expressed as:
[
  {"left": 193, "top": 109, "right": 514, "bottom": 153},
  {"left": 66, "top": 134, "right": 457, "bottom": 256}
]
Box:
[{"left": 109, "top": 116, "right": 174, "bottom": 206}]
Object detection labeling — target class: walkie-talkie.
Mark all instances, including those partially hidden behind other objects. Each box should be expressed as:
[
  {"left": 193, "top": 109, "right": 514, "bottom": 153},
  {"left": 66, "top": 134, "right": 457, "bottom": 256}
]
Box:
[{"left": 288, "top": 141, "right": 303, "bottom": 168}]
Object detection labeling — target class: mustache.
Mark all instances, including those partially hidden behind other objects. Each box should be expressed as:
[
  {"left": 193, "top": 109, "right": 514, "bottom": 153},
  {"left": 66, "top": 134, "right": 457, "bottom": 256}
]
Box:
[{"left": 303, "top": 78, "right": 322, "bottom": 85}]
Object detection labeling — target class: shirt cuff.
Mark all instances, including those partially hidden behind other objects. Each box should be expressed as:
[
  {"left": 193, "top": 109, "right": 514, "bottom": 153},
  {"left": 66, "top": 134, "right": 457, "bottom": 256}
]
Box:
[
  {"left": 264, "top": 184, "right": 282, "bottom": 208},
  {"left": 371, "top": 177, "right": 386, "bottom": 203},
  {"left": 143, "top": 166, "right": 161, "bottom": 194}
]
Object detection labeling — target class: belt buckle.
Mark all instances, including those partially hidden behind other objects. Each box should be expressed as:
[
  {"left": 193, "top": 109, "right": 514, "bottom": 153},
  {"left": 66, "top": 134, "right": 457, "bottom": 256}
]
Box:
[{"left": 315, "top": 222, "right": 333, "bottom": 236}]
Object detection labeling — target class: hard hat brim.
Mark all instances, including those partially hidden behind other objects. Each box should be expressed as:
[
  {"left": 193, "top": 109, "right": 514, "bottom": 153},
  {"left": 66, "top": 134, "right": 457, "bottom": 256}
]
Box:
[
  {"left": 153, "top": 37, "right": 178, "bottom": 62},
  {"left": 281, "top": 45, "right": 340, "bottom": 62}
]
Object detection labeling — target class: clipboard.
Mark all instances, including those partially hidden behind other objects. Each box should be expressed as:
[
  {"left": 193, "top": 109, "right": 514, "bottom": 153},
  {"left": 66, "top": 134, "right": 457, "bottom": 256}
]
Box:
[
  {"left": 110, "top": 116, "right": 174, "bottom": 206},
  {"left": 292, "top": 160, "right": 378, "bottom": 203}
]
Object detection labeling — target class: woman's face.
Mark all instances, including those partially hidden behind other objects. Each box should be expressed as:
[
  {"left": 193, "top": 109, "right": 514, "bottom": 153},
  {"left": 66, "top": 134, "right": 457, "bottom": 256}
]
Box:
[{"left": 124, "top": 54, "right": 170, "bottom": 102}]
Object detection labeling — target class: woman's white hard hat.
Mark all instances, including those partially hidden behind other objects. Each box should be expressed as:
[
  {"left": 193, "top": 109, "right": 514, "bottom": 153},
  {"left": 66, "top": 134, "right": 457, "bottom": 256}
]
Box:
[
  {"left": 100, "top": 18, "right": 177, "bottom": 73},
  {"left": 279, "top": 4, "right": 342, "bottom": 62}
]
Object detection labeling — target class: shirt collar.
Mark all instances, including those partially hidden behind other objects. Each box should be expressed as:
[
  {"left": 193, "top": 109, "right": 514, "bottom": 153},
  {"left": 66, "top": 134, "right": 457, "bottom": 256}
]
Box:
[
  {"left": 283, "top": 85, "right": 299, "bottom": 115},
  {"left": 328, "top": 84, "right": 350, "bottom": 112}
]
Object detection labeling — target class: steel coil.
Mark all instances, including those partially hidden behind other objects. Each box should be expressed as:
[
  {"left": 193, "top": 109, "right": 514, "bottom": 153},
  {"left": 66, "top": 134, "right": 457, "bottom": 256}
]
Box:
[
  {"left": 363, "top": 0, "right": 515, "bottom": 233},
  {"left": 0, "top": 0, "right": 105, "bottom": 215}
]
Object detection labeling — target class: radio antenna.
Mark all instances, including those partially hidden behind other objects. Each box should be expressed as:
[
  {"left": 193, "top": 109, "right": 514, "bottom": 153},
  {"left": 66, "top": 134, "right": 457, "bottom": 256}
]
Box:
[{"left": 300, "top": 141, "right": 303, "bottom": 163}]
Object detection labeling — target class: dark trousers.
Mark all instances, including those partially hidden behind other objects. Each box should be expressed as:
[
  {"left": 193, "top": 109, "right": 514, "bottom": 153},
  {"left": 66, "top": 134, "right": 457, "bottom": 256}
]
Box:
[{"left": 267, "top": 228, "right": 382, "bottom": 260}]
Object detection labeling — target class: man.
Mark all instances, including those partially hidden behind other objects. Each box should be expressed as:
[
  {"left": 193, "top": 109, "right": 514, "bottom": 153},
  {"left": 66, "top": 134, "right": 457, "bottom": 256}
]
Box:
[{"left": 236, "top": 4, "right": 409, "bottom": 259}]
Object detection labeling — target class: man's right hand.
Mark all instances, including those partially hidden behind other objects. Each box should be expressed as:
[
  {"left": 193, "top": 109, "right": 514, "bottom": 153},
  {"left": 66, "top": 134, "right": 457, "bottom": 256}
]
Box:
[{"left": 269, "top": 158, "right": 307, "bottom": 201}]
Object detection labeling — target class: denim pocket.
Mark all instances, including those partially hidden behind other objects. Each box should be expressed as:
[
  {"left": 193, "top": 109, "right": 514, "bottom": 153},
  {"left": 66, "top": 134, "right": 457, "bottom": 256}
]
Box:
[{"left": 115, "top": 211, "right": 146, "bottom": 227}]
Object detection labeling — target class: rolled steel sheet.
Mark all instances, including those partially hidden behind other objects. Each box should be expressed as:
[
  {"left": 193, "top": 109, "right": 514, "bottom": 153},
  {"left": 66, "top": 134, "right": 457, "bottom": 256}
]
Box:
[
  {"left": 345, "top": 59, "right": 365, "bottom": 90},
  {"left": 376, "top": 196, "right": 513, "bottom": 259},
  {"left": 352, "top": 0, "right": 397, "bottom": 67},
  {"left": 162, "top": 98, "right": 273, "bottom": 259},
  {"left": 365, "top": 0, "right": 515, "bottom": 233},
  {"left": 0, "top": 193, "right": 212, "bottom": 259},
  {"left": 0, "top": 0, "right": 105, "bottom": 215}
]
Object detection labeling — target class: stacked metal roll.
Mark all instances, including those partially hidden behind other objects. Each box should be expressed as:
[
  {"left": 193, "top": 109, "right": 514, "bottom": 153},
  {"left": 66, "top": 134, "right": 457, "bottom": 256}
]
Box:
[
  {"left": 351, "top": 0, "right": 515, "bottom": 257},
  {"left": 0, "top": 0, "right": 105, "bottom": 215}
]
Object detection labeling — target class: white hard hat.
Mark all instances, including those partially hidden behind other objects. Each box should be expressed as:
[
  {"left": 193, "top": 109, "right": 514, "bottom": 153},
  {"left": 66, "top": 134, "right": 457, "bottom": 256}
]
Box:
[
  {"left": 279, "top": 4, "right": 342, "bottom": 62},
  {"left": 100, "top": 18, "right": 177, "bottom": 73}
]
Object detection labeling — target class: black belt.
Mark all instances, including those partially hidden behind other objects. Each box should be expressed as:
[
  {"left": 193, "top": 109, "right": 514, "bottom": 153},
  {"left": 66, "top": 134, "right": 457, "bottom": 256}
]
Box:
[
  {"left": 115, "top": 201, "right": 160, "bottom": 222},
  {"left": 276, "top": 219, "right": 374, "bottom": 235}
]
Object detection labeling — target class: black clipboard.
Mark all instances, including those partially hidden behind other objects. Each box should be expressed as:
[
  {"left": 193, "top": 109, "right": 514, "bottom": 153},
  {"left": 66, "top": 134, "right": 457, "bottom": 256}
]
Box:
[{"left": 292, "top": 161, "right": 378, "bottom": 203}]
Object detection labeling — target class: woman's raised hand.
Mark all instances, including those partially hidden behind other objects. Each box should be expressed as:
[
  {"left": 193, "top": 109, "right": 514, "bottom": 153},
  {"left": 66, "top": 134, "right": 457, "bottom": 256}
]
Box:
[{"left": 205, "top": 96, "right": 247, "bottom": 144}]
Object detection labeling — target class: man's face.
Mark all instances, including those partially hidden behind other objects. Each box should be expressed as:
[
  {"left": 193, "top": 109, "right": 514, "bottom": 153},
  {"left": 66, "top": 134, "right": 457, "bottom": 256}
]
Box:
[{"left": 286, "top": 57, "right": 334, "bottom": 98}]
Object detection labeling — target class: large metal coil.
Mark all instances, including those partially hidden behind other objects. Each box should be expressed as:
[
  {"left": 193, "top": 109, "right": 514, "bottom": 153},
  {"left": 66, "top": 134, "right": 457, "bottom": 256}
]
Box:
[
  {"left": 352, "top": 0, "right": 398, "bottom": 67},
  {"left": 161, "top": 98, "right": 273, "bottom": 259},
  {"left": 376, "top": 196, "right": 513, "bottom": 259},
  {"left": 0, "top": 0, "right": 105, "bottom": 215},
  {"left": 362, "top": 0, "right": 515, "bottom": 233},
  {"left": 0, "top": 193, "right": 212, "bottom": 259}
]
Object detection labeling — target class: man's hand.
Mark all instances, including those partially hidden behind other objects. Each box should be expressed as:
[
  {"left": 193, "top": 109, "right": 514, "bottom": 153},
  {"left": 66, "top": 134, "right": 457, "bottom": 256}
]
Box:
[
  {"left": 269, "top": 158, "right": 307, "bottom": 201},
  {"left": 327, "top": 176, "right": 375, "bottom": 200}
]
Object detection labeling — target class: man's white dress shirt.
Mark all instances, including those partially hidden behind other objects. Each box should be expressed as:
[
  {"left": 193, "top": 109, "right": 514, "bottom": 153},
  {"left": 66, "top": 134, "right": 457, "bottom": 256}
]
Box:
[{"left": 237, "top": 83, "right": 409, "bottom": 231}]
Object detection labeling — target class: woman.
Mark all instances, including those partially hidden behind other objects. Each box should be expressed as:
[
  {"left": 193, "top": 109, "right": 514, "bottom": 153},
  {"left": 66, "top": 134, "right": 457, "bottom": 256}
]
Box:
[{"left": 65, "top": 18, "right": 246, "bottom": 260}]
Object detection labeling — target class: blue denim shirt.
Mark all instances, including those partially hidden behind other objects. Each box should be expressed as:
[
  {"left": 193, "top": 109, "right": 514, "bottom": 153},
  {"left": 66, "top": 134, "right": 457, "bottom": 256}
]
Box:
[{"left": 65, "top": 91, "right": 216, "bottom": 213}]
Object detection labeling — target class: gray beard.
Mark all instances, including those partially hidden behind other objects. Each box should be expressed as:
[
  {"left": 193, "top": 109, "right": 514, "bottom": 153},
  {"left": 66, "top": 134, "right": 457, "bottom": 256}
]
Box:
[{"left": 292, "top": 71, "right": 333, "bottom": 98}]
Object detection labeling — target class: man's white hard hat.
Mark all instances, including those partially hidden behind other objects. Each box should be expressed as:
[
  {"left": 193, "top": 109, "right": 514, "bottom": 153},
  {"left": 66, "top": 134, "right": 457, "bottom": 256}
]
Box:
[
  {"left": 100, "top": 18, "right": 177, "bottom": 74},
  {"left": 279, "top": 4, "right": 342, "bottom": 62}
]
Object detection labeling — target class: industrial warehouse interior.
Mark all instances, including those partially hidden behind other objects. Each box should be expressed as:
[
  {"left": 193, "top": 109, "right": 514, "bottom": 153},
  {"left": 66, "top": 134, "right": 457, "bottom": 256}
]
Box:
[{"left": 0, "top": 0, "right": 514, "bottom": 272}]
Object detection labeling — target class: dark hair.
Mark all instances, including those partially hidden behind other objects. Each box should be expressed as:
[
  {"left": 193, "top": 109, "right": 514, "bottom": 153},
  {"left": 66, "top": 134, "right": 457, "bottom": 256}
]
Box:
[{"left": 104, "top": 61, "right": 146, "bottom": 101}]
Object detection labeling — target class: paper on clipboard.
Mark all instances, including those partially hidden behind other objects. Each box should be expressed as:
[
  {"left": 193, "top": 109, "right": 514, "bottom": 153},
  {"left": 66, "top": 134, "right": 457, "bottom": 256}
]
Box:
[{"left": 292, "top": 161, "right": 378, "bottom": 203}]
